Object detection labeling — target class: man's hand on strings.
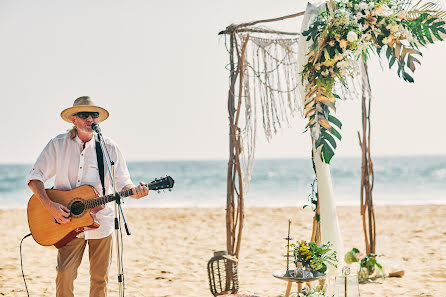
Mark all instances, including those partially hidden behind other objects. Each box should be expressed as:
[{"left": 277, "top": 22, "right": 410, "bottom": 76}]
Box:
[{"left": 47, "top": 202, "right": 71, "bottom": 224}]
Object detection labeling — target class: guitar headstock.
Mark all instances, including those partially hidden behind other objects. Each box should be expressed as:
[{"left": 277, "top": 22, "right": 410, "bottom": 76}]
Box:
[{"left": 147, "top": 176, "right": 175, "bottom": 191}]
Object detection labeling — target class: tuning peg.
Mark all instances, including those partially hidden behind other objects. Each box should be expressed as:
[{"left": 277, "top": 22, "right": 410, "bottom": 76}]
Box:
[
  {"left": 169, "top": 189, "right": 172, "bottom": 192},
  {"left": 157, "top": 190, "right": 160, "bottom": 193}
]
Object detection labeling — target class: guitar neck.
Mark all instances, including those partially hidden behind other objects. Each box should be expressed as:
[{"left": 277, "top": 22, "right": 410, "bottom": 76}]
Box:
[
  {"left": 84, "top": 186, "right": 143, "bottom": 210},
  {"left": 83, "top": 176, "right": 174, "bottom": 210}
]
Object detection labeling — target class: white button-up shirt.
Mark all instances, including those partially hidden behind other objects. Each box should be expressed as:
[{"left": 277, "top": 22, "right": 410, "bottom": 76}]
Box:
[{"left": 26, "top": 132, "right": 133, "bottom": 240}]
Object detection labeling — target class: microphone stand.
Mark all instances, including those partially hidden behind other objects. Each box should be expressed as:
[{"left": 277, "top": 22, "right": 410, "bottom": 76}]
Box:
[{"left": 94, "top": 125, "right": 129, "bottom": 297}]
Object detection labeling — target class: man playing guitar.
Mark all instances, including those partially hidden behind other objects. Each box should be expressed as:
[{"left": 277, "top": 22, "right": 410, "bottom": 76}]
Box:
[{"left": 26, "top": 96, "right": 149, "bottom": 297}]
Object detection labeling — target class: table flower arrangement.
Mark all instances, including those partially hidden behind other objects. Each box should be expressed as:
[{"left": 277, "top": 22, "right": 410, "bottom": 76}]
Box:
[
  {"left": 344, "top": 247, "right": 383, "bottom": 281},
  {"left": 301, "top": 0, "right": 446, "bottom": 163},
  {"left": 291, "top": 240, "right": 338, "bottom": 277}
]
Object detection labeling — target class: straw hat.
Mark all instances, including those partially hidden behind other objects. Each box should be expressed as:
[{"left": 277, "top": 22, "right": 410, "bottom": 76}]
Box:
[{"left": 60, "top": 96, "right": 109, "bottom": 123}]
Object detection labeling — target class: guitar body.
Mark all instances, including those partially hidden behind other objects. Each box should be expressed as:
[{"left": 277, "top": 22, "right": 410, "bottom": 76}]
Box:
[
  {"left": 27, "top": 185, "right": 100, "bottom": 248},
  {"left": 27, "top": 176, "right": 174, "bottom": 248}
]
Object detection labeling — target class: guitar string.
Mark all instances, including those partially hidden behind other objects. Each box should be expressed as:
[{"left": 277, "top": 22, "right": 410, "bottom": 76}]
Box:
[{"left": 69, "top": 182, "right": 168, "bottom": 213}]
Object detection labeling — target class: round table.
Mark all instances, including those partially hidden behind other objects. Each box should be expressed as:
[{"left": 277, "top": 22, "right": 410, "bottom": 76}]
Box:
[{"left": 272, "top": 270, "right": 326, "bottom": 297}]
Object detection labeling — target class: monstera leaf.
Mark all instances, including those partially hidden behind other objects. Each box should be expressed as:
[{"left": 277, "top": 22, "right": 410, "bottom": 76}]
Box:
[{"left": 315, "top": 114, "right": 342, "bottom": 164}]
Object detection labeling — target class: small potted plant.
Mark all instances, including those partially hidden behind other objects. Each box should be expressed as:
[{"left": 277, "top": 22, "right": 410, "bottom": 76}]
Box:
[{"left": 291, "top": 240, "right": 337, "bottom": 278}]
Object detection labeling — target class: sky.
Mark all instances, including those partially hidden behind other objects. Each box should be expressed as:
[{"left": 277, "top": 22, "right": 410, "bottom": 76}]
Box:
[{"left": 0, "top": 0, "right": 445, "bottom": 164}]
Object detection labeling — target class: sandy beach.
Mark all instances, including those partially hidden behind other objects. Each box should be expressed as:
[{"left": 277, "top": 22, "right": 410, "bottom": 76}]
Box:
[{"left": 1, "top": 205, "right": 445, "bottom": 297}]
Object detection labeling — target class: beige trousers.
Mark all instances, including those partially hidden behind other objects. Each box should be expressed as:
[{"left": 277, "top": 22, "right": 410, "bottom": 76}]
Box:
[{"left": 56, "top": 234, "right": 113, "bottom": 297}]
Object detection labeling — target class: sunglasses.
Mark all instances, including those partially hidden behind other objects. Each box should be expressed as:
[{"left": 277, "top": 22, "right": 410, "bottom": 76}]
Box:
[{"left": 74, "top": 112, "right": 99, "bottom": 119}]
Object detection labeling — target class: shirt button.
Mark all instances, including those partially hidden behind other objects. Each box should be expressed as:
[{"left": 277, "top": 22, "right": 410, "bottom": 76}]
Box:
[
  {"left": 78, "top": 180, "right": 80, "bottom": 182},
  {"left": 80, "top": 166, "right": 82, "bottom": 169}
]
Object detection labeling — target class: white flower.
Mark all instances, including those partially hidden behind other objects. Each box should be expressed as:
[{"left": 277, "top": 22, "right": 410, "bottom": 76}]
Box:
[
  {"left": 356, "top": 42, "right": 371, "bottom": 53},
  {"left": 335, "top": 8, "right": 347, "bottom": 17},
  {"left": 337, "top": 60, "right": 350, "bottom": 70},
  {"left": 322, "top": 69, "right": 330, "bottom": 76},
  {"left": 379, "top": 4, "right": 393, "bottom": 17},
  {"left": 358, "top": 23, "right": 369, "bottom": 32},
  {"left": 315, "top": 63, "right": 321, "bottom": 71},
  {"left": 368, "top": 2, "right": 375, "bottom": 8},
  {"left": 359, "top": 2, "right": 369, "bottom": 10},
  {"left": 347, "top": 31, "right": 358, "bottom": 42},
  {"left": 354, "top": 4, "right": 360, "bottom": 11},
  {"left": 356, "top": 12, "right": 363, "bottom": 19}
]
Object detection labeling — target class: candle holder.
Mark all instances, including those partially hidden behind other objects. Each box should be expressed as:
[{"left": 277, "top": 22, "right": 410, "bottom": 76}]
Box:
[{"left": 283, "top": 219, "right": 293, "bottom": 277}]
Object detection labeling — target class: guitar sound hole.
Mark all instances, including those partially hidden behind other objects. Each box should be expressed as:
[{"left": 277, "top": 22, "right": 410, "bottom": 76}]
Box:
[{"left": 70, "top": 201, "right": 85, "bottom": 216}]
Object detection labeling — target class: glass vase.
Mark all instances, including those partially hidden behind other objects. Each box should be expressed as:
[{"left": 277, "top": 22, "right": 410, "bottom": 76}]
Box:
[
  {"left": 358, "top": 267, "right": 369, "bottom": 283},
  {"left": 295, "top": 264, "right": 314, "bottom": 279}
]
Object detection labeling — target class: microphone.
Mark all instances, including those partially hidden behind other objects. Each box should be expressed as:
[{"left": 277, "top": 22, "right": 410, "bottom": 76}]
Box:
[{"left": 91, "top": 122, "right": 101, "bottom": 134}]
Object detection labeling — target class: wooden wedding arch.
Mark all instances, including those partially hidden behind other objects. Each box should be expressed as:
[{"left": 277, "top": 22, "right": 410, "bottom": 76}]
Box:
[{"left": 218, "top": 8, "right": 377, "bottom": 260}]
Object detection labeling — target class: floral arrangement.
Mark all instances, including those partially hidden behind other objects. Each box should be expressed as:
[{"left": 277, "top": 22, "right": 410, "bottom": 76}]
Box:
[
  {"left": 296, "top": 287, "right": 331, "bottom": 297},
  {"left": 301, "top": 0, "right": 446, "bottom": 163},
  {"left": 345, "top": 247, "right": 383, "bottom": 278},
  {"left": 291, "top": 240, "right": 338, "bottom": 273}
]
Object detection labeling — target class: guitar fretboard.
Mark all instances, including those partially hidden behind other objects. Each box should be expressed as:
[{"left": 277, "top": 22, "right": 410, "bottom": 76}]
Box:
[
  {"left": 84, "top": 187, "right": 136, "bottom": 209},
  {"left": 81, "top": 177, "right": 173, "bottom": 209}
]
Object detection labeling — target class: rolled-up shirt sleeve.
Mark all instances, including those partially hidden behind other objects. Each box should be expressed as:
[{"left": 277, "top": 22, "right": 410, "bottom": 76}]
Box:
[{"left": 25, "top": 139, "right": 57, "bottom": 185}]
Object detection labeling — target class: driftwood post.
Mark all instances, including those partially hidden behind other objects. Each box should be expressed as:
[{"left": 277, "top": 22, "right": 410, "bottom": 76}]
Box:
[
  {"left": 221, "top": 11, "right": 304, "bottom": 261},
  {"left": 358, "top": 59, "right": 376, "bottom": 254},
  {"left": 226, "top": 32, "right": 249, "bottom": 260}
]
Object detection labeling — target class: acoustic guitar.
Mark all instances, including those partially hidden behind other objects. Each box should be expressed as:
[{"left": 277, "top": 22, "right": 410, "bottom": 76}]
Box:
[{"left": 27, "top": 176, "right": 174, "bottom": 248}]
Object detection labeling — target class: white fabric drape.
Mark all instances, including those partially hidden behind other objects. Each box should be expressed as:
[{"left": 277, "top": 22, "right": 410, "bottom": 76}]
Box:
[
  {"left": 297, "top": 2, "right": 345, "bottom": 276},
  {"left": 314, "top": 146, "right": 345, "bottom": 275}
]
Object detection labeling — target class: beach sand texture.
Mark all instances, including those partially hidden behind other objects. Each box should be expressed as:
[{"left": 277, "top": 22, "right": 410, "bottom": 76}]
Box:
[{"left": 1, "top": 205, "right": 445, "bottom": 297}]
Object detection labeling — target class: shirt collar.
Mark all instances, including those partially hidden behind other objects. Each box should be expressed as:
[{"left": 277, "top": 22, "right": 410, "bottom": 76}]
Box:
[{"left": 74, "top": 134, "right": 95, "bottom": 147}]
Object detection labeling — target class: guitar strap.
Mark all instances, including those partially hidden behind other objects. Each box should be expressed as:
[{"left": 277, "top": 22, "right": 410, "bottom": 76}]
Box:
[{"left": 94, "top": 134, "right": 106, "bottom": 196}]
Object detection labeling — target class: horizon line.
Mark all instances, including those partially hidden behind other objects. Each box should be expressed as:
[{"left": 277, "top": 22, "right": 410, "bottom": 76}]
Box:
[{"left": 2, "top": 153, "right": 446, "bottom": 165}]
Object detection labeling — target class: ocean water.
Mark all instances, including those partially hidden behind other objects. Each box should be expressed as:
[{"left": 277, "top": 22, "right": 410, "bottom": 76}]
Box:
[{"left": 1, "top": 156, "right": 445, "bottom": 208}]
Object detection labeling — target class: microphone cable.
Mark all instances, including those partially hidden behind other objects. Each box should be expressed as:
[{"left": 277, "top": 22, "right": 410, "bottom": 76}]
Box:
[{"left": 20, "top": 233, "right": 32, "bottom": 297}]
